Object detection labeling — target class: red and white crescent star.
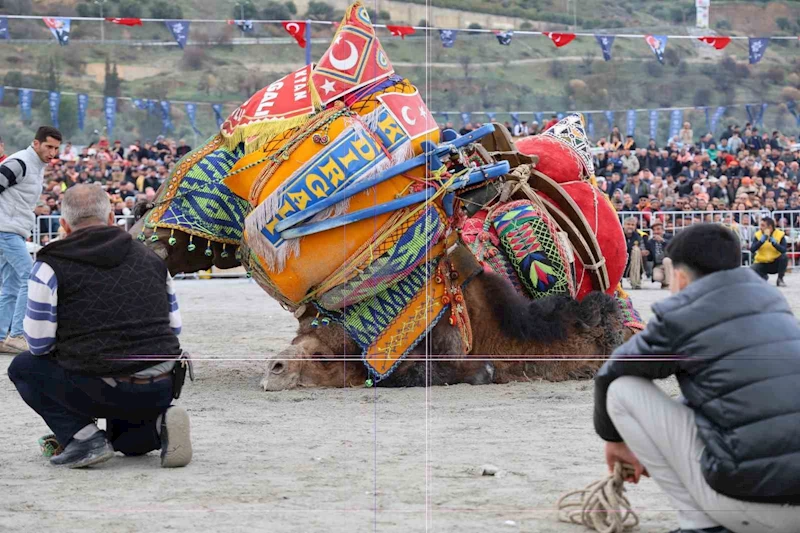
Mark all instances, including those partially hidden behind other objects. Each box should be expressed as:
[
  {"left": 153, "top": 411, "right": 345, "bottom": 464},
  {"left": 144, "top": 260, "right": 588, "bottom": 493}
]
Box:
[
  {"left": 400, "top": 106, "right": 416, "bottom": 125},
  {"left": 330, "top": 39, "right": 359, "bottom": 71}
]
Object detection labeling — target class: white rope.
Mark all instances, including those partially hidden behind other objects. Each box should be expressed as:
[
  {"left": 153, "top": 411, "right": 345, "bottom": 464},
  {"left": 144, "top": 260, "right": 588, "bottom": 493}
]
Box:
[{"left": 557, "top": 462, "right": 640, "bottom": 533}]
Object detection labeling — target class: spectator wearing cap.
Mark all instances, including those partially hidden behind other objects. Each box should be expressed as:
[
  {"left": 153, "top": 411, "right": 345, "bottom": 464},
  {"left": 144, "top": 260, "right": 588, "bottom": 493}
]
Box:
[
  {"left": 645, "top": 220, "right": 672, "bottom": 289},
  {"left": 621, "top": 149, "right": 640, "bottom": 175},
  {"left": 736, "top": 177, "right": 758, "bottom": 197},
  {"left": 175, "top": 139, "right": 192, "bottom": 159},
  {"left": 112, "top": 140, "right": 124, "bottom": 159},
  {"left": 623, "top": 217, "right": 649, "bottom": 290},
  {"left": 750, "top": 216, "right": 788, "bottom": 287},
  {"left": 623, "top": 171, "right": 650, "bottom": 205}
]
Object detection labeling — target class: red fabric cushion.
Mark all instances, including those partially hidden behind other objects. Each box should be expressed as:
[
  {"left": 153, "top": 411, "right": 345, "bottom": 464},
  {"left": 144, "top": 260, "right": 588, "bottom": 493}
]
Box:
[{"left": 516, "top": 136, "right": 625, "bottom": 298}]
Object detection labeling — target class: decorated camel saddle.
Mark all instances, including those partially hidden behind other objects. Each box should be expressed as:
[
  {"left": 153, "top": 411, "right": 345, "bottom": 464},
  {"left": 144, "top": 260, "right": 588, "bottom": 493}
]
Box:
[{"left": 137, "top": 1, "right": 643, "bottom": 382}]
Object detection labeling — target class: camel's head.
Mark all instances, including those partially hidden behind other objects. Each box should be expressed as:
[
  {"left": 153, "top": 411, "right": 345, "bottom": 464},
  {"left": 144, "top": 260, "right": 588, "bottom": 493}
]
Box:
[{"left": 261, "top": 318, "right": 367, "bottom": 390}]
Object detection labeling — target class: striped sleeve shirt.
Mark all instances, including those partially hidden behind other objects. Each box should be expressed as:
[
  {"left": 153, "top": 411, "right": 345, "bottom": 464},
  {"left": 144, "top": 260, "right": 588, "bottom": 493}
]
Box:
[{"left": 24, "top": 261, "right": 182, "bottom": 356}]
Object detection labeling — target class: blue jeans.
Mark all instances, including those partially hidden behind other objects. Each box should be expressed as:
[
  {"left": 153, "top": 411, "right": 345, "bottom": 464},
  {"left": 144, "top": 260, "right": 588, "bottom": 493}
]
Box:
[
  {"left": 8, "top": 352, "right": 174, "bottom": 454},
  {"left": 0, "top": 232, "right": 33, "bottom": 337}
]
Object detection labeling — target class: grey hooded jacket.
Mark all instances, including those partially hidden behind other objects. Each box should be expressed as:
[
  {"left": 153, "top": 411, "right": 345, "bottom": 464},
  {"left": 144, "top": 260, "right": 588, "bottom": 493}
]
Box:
[{"left": 594, "top": 267, "right": 800, "bottom": 505}]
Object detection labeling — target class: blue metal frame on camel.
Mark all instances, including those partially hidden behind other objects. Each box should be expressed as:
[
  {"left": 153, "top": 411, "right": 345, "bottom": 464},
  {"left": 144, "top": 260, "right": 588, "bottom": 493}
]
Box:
[
  {"left": 274, "top": 124, "right": 499, "bottom": 233},
  {"left": 280, "top": 160, "right": 510, "bottom": 239}
]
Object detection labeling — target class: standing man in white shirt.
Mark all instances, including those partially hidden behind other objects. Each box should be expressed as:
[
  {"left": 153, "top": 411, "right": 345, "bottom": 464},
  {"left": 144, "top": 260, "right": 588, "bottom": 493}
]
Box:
[{"left": 0, "top": 126, "right": 61, "bottom": 354}]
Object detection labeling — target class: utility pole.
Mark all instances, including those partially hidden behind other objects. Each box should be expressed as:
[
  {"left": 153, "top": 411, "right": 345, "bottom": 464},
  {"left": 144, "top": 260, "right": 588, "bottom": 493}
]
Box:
[
  {"left": 574, "top": 0, "right": 577, "bottom": 28},
  {"left": 95, "top": 0, "right": 107, "bottom": 42},
  {"left": 234, "top": 1, "right": 246, "bottom": 38}
]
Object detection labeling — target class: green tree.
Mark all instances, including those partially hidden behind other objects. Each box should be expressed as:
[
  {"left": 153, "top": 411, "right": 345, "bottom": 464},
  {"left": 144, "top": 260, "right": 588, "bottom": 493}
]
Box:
[
  {"left": 776, "top": 17, "right": 791, "bottom": 32},
  {"left": 150, "top": 1, "right": 183, "bottom": 19},
  {"left": 262, "top": 1, "right": 293, "bottom": 20},
  {"left": 305, "top": 1, "right": 334, "bottom": 21},
  {"left": 46, "top": 58, "right": 60, "bottom": 92},
  {"left": 4, "top": 70, "right": 24, "bottom": 88},
  {"left": 285, "top": 1, "right": 297, "bottom": 15},
  {"left": 76, "top": 2, "right": 102, "bottom": 17},
  {"left": 233, "top": 0, "right": 259, "bottom": 19},
  {"left": 104, "top": 58, "right": 122, "bottom": 98},
  {"left": 117, "top": 0, "right": 143, "bottom": 18}
]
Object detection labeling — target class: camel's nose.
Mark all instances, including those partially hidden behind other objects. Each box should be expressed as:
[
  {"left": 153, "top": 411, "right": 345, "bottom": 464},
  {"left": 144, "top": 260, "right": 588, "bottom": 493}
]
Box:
[{"left": 269, "top": 360, "right": 286, "bottom": 375}]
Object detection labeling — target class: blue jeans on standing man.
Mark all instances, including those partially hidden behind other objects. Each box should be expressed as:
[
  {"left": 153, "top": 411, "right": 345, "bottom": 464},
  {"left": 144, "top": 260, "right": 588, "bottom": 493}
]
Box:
[{"left": 0, "top": 231, "right": 33, "bottom": 338}]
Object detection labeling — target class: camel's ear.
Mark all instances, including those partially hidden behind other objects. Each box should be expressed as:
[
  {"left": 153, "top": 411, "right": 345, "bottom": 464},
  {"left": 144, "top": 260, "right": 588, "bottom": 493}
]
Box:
[{"left": 133, "top": 201, "right": 154, "bottom": 221}]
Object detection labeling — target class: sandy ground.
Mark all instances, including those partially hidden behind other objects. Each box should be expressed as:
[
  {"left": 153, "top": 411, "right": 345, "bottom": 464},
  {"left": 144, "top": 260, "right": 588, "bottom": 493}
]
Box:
[{"left": 2, "top": 273, "right": 798, "bottom": 532}]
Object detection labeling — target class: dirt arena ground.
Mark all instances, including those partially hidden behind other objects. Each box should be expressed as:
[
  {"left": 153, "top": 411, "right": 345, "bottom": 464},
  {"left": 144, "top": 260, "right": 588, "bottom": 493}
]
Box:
[{"left": 2, "top": 273, "right": 797, "bottom": 532}]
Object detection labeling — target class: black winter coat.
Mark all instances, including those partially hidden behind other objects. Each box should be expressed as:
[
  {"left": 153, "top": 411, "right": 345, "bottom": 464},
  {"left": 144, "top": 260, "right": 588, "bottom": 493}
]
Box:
[{"left": 594, "top": 267, "right": 800, "bottom": 505}]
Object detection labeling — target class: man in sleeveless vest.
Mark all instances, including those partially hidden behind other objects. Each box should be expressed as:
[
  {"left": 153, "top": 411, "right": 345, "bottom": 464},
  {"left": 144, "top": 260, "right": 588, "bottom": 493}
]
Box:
[
  {"left": 7, "top": 184, "right": 192, "bottom": 469},
  {"left": 0, "top": 126, "right": 61, "bottom": 354},
  {"left": 750, "top": 217, "right": 788, "bottom": 287}
]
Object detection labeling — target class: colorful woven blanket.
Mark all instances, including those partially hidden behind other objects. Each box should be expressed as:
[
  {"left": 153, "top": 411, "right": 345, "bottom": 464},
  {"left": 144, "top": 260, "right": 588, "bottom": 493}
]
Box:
[
  {"left": 615, "top": 291, "right": 646, "bottom": 331},
  {"left": 491, "top": 200, "right": 575, "bottom": 299},
  {"left": 147, "top": 135, "right": 249, "bottom": 245},
  {"left": 317, "top": 206, "right": 445, "bottom": 310}
]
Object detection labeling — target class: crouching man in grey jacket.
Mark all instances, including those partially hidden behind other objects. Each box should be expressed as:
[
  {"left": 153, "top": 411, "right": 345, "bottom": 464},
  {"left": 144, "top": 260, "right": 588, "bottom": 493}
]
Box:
[{"left": 593, "top": 223, "right": 800, "bottom": 533}]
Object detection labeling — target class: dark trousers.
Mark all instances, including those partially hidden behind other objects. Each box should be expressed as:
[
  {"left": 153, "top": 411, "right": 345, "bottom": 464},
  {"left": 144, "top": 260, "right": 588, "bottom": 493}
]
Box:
[
  {"left": 8, "top": 352, "right": 173, "bottom": 455},
  {"left": 751, "top": 255, "right": 788, "bottom": 281}
]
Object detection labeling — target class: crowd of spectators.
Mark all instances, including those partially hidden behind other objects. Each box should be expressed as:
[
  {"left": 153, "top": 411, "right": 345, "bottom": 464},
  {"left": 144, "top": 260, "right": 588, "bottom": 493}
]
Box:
[
  {"left": 18, "top": 135, "right": 193, "bottom": 245},
  {"left": 593, "top": 122, "right": 800, "bottom": 224}
]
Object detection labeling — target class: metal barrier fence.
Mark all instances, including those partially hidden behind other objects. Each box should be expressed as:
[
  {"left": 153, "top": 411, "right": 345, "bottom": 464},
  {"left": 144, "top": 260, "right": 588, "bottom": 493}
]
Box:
[
  {"left": 618, "top": 210, "right": 800, "bottom": 267},
  {"left": 31, "top": 210, "right": 800, "bottom": 274},
  {"left": 30, "top": 215, "right": 249, "bottom": 279}
]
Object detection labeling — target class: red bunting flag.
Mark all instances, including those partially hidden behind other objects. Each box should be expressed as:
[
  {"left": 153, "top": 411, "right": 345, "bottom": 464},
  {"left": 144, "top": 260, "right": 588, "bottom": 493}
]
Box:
[
  {"left": 545, "top": 32, "right": 576, "bottom": 48},
  {"left": 282, "top": 21, "right": 307, "bottom": 48},
  {"left": 105, "top": 18, "right": 142, "bottom": 26},
  {"left": 698, "top": 36, "right": 731, "bottom": 50},
  {"left": 386, "top": 25, "right": 415, "bottom": 39}
]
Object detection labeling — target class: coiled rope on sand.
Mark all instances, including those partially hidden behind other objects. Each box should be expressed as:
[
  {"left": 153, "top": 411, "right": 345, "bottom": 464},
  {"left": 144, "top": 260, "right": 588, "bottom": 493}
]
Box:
[{"left": 556, "top": 462, "right": 640, "bottom": 533}]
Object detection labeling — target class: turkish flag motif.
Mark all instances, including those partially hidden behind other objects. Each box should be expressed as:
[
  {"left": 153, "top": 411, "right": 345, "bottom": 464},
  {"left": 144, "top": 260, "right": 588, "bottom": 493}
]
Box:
[
  {"left": 698, "top": 36, "right": 731, "bottom": 50},
  {"left": 220, "top": 64, "right": 314, "bottom": 137},
  {"left": 282, "top": 21, "right": 307, "bottom": 48},
  {"left": 106, "top": 18, "right": 142, "bottom": 26},
  {"left": 545, "top": 32, "right": 576, "bottom": 48},
  {"left": 312, "top": 5, "right": 394, "bottom": 106},
  {"left": 386, "top": 25, "right": 415, "bottom": 39},
  {"left": 377, "top": 91, "right": 437, "bottom": 141}
]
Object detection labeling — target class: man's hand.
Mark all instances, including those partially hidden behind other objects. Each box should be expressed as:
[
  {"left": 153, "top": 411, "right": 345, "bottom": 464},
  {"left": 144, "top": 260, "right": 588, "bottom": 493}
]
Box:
[
  {"left": 641, "top": 249, "right": 650, "bottom": 256},
  {"left": 605, "top": 441, "right": 648, "bottom": 484}
]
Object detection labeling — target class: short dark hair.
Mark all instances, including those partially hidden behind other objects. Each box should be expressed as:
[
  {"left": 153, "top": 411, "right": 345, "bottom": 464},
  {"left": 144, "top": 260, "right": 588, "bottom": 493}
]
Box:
[
  {"left": 762, "top": 217, "right": 775, "bottom": 229},
  {"left": 35, "top": 126, "right": 62, "bottom": 143},
  {"left": 665, "top": 224, "right": 740, "bottom": 278}
]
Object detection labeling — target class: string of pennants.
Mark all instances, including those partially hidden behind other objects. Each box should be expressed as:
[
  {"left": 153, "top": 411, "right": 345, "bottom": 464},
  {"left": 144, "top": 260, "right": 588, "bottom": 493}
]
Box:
[
  {"left": 0, "top": 14, "right": 793, "bottom": 64},
  {"left": 14, "top": 86, "right": 225, "bottom": 138},
  {"left": 12, "top": 84, "right": 797, "bottom": 143}
]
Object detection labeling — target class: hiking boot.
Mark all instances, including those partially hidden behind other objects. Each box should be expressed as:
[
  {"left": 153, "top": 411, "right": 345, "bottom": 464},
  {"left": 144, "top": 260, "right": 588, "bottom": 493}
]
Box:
[
  {"left": 0, "top": 335, "right": 27, "bottom": 354},
  {"left": 50, "top": 431, "right": 114, "bottom": 469},
  {"left": 160, "top": 406, "right": 192, "bottom": 468},
  {"left": 777, "top": 278, "right": 787, "bottom": 287}
]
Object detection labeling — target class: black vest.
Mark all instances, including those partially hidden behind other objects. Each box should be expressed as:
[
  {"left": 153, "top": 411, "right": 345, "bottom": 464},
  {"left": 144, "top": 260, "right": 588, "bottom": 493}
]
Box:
[{"left": 36, "top": 225, "right": 181, "bottom": 377}]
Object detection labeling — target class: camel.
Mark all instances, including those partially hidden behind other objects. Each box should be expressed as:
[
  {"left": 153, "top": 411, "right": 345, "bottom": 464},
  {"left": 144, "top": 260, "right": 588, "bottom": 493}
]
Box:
[
  {"left": 130, "top": 206, "right": 627, "bottom": 390},
  {"left": 260, "top": 243, "right": 625, "bottom": 391}
]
